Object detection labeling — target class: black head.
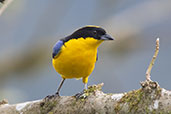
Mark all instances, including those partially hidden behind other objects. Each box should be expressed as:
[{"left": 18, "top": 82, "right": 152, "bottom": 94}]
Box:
[{"left": 61, "top": 25, "right": 114, "bottom": 43}]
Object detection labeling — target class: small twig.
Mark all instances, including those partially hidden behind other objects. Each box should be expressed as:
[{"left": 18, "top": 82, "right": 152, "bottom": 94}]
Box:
[
  {"left": 146, "top": 38, "right": 160, "bottom": 81},
  {"left": 0, "top": 0, "right": 14, "bottom": 16}
]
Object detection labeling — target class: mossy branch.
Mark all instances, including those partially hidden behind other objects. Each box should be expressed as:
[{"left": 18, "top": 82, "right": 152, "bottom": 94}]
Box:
[{"left": 1, "top": 38, "right": 171, "bottom": 114}]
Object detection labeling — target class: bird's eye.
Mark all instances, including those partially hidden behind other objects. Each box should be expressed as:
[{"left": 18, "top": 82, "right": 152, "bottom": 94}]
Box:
[{"left": 93, "top": 31, "right": 97, "bottom": 35}]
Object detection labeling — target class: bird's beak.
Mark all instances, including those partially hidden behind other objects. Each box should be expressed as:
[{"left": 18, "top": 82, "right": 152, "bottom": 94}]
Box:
[{"left": 100, "top": 34, "right": 114, "bottom": 40}]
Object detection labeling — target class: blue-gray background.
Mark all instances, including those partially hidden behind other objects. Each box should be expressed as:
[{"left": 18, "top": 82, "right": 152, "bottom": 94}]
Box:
[{"left": 0, "top": 0, "right": 171, "bottom": 104}]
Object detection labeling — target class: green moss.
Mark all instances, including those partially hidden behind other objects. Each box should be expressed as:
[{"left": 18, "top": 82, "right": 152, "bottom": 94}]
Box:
[
  {"left": 40, "top": 100, "right": 57, "bottom": 114},
  {"left": 114, "top": 86, "right": 162, "bottom": 114},
  {"left": 71, "top": 98, "right": 77, "bottom": 106},
  {"left": 151, "top": 110, "right": 171, "bottom": 114},
  {"left": 123, "top": 89, "right": 143, "bottom": 112},
  {"left": 155, "top": 87, "right": 162, "bottom": 97},
  {"left": 75, "top": 84, "right": 103, "bottom": 100},
  {"left": 85, "top": 84, "right": 102, "bottom": 93},
  {"left": 114, "top": 102, "right": 122, "bottom": 112},
  {"left": 48, "top": 112, "right": 53, "bottom": 114}
]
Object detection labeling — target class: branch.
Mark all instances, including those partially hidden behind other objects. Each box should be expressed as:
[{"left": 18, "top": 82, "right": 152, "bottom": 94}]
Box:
[
  {"left": 146, "top": 38, "right": 160, "bottom": 81},
  {"left": 1, "top": 38, "right": 171, "bottom": 114},
  {"left": 0, "top": 0, "right": 14, "bottom": 16}
]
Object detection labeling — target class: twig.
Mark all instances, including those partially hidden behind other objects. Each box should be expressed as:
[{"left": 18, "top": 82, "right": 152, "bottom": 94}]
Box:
[
  {"left": 0, "top": 0, "right": 14, "bottom": 16},
  {"left": 146, "top": 38, "right": 160, "bottom": 81}
]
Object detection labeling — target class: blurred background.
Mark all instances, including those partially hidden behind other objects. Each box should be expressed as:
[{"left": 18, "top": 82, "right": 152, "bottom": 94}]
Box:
[{"left": 0, "top": 0, "right": 171, "bottom": 104}]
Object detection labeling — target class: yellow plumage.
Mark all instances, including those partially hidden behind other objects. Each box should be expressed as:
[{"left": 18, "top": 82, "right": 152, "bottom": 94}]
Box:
[
  {"left": 51, "top": 26, "right": 113, "bottom": 96},
  {"left": 52, "top": 37, "right": 103, "bottom": 84}
]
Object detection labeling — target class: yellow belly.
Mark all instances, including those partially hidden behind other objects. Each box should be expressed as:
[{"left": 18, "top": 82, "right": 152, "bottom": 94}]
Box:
[{"left": 52, "top": 38, "right": 103, "bottom": 80}]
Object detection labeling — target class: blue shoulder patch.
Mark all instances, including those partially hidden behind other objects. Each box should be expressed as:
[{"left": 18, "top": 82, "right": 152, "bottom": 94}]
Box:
[{"left": 52, "top": 40, "right": 64, "bottom": 58}]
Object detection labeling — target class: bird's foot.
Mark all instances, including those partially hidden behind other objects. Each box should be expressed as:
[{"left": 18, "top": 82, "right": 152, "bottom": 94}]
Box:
[
  {"left": 44, "top": 92, "right": 60, "bottom": 100},
  {"left": 74, "top": 89, "right": 88, "bottom": 100}
]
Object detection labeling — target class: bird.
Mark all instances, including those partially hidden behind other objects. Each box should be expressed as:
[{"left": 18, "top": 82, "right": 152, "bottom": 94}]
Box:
[{"left": 52, "top": 25, "right": 114, "bottom": 96}]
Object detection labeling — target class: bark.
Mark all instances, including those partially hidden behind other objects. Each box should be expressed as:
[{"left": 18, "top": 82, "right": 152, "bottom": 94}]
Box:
[{"left": 0, "top": 82, "right": 171, "bottom": 114}]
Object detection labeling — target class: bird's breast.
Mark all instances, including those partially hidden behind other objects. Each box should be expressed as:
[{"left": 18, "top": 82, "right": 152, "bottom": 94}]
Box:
[{"left": 52, "top": 38, "right": 102, "bottom": 79}]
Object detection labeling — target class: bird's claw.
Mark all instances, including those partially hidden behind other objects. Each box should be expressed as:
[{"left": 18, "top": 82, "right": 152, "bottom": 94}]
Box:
[
  {"left": 44, "top": 93, "right": 60, "bottom": 100},
  {"left": 74, "top": 90, "right": 88, "bottom": 100}
]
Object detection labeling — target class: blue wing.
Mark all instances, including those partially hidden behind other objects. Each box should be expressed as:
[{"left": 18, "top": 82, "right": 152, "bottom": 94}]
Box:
[
  {"left": 96, "top": 50, "right": 98, "bottom": 61},
  {"left": 52, "top": 40, "right": 64, "bottom": 58}
]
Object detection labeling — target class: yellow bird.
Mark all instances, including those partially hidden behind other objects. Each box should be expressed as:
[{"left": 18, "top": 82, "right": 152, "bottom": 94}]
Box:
[{"left": 52, "top": 25, "right": 114, "bottom": 95}]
